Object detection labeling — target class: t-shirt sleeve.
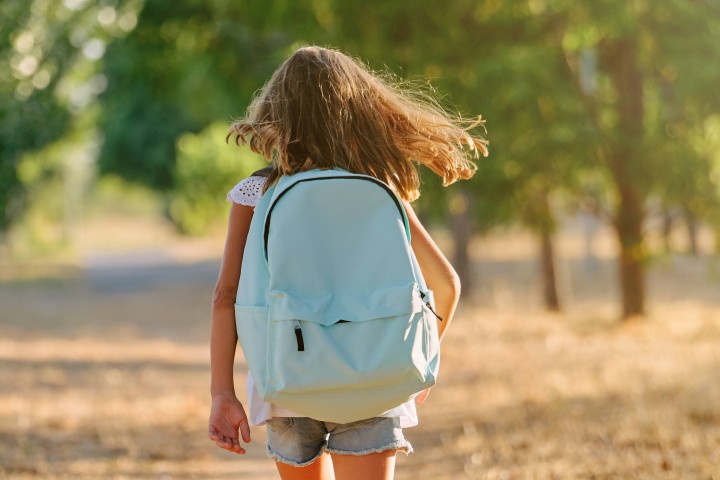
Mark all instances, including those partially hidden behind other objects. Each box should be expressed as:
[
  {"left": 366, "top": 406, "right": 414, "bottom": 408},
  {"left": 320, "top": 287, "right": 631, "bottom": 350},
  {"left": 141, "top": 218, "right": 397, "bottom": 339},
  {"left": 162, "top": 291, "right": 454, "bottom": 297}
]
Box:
[{"left": 227, "top": 175, "right": 267, "bottom": 207}]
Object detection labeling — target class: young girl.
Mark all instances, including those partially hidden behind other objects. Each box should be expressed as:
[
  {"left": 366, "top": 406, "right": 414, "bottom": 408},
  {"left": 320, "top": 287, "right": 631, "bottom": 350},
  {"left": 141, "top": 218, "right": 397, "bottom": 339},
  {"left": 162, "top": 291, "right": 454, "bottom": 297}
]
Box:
[{"left": 208, "top": 46, "right": 488, "bottom": 480}]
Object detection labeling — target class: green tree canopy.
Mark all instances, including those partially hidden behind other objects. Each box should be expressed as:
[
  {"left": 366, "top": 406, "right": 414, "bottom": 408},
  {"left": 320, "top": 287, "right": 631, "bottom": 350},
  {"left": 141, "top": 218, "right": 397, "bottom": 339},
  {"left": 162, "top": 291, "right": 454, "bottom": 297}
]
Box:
[{"left": 96, "top": 0, "right": 318, "bottom": 190}]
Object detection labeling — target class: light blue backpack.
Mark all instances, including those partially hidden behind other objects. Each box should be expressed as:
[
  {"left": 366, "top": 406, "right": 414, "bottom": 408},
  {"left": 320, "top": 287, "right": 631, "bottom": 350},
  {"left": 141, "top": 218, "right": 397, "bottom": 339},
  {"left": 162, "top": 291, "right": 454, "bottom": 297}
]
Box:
[{"left": 234, "top": 169, "right": 441, "bottom": 424}]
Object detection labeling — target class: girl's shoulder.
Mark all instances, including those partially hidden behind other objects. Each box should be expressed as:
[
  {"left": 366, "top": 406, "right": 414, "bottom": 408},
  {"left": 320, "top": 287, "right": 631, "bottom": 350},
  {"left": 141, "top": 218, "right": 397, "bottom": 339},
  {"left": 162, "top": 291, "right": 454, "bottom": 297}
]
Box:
[{"left": 227, "top": 174, "right": 268, "bottom": 207}]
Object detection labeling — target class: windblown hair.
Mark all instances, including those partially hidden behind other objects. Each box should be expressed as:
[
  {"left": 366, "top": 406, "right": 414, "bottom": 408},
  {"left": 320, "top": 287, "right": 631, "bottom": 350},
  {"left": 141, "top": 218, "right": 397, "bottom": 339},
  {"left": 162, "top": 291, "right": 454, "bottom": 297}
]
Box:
[{"left": 228, "top": 46, "right": 488, "bottom": 201}]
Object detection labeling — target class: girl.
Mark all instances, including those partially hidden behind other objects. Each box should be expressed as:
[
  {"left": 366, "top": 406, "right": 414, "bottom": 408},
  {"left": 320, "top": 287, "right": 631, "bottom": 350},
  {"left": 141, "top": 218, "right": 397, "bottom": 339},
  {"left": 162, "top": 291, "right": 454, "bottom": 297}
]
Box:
[{"left": 208, "top": 46, "right": 488, "bottom": 480}]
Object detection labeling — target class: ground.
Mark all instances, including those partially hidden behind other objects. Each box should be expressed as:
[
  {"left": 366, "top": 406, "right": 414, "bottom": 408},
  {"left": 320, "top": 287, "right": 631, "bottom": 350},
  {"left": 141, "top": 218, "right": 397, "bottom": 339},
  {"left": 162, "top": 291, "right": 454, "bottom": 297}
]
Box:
[{"left": 1, "top": 219, "right": 719, "bottom": 479}]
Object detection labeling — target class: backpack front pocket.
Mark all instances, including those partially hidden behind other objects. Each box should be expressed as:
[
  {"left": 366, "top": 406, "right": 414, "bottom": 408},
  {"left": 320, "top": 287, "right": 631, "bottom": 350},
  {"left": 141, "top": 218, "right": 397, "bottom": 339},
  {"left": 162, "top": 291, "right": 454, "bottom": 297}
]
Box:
[
  {"left": 262, "top": 283, "right": 439, "bottom": 422},
  {"left": 268, "top": 311, "right": 425, "bottom": 392}
]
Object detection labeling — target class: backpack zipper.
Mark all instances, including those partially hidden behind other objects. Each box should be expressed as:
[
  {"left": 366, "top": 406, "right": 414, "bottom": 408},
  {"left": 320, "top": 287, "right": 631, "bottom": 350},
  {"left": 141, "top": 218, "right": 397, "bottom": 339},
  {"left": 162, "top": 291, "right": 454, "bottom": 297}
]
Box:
[
  {"left": 420, "top": 292, "right": 443, "bottom": 321},
  {"left": 293, "top": 320, "right": 305, "bottom": 351}
]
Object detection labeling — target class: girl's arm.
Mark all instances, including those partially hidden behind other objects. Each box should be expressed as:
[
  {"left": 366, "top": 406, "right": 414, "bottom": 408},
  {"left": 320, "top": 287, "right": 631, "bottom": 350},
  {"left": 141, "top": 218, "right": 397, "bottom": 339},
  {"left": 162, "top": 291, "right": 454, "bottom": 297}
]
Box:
[
  {"left": 208, "top": 203, "right": 254, "bottom": 454},
  {"left": 404, "top": 201, "right": 461, "bottom": 405},
  {"left": 403, "top": 201, "right": 461, "bottom": 341}
]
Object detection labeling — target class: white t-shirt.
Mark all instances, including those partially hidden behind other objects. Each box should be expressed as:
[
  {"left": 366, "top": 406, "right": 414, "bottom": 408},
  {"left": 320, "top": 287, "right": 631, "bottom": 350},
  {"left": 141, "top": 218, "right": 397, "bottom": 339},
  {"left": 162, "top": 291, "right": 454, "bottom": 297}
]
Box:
[{"left": 228, "top": 175, "right": 419, "bottom": 428}]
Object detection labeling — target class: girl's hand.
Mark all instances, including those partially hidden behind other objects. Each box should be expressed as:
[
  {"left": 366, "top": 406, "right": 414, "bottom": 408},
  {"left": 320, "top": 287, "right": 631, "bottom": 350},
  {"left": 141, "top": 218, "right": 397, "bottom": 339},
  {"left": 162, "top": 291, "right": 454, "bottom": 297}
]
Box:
[{"left": 208, "top": 392, "right": 252, "bottom": 454}]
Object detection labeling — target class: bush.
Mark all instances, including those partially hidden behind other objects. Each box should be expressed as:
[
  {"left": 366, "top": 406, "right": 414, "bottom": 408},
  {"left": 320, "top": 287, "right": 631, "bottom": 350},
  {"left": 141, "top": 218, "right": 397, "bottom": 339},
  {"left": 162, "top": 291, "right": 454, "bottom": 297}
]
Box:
[{"left": 170, "top": 122, "right": 266, "bottom": 235}]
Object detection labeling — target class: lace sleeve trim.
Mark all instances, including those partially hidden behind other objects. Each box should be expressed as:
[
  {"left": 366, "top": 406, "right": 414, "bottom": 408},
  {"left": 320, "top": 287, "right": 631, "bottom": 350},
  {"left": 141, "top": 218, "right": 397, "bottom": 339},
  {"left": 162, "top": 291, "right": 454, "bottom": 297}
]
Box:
[{"left": 227, "top": 176, "right": 267, "bottom": 207}]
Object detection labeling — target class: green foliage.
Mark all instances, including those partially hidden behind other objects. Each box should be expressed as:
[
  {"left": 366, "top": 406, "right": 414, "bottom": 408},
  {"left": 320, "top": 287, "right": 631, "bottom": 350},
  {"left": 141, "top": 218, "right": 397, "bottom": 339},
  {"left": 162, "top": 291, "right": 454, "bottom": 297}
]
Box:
[
  {"left": 549, "top": 0, "right": 720, "bottom": 211},
  {"left": 6, "top": 126, "right": 97, "bottom": 256},
  {"left": 0, "top": 0, "right": 141, "bottom": 233},
  {"left": 1, "top": 1, "right": 69, "bottom": 231},
  {"left": 98, "top": 86, "right": 191, "bottom": 190},
  {"left": 89, "top": 174, "right": 165, "bottom": 218},
  {"left": 303, "top": 0, "right": 593, "bottom": 232},
  {"left": 0, "top": 91, "right": 70, "bottom": 231},
  {"left": 169, "top": 122, "right": 265, "bottom": 235},
  {"left": 96, "top": 0, "right": 307, "bottom": 191},
  {"left": 9, "top": 145, "right": 67, "bottom": 255},
  {"left": 3, "top": 0, "right": 720, "bottom": 249}
]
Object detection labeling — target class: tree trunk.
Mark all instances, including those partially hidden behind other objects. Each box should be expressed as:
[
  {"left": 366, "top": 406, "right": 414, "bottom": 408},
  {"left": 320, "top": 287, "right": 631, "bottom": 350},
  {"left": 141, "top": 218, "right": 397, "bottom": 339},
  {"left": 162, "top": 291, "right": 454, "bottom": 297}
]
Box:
[
  {"left": 685, "top": 207, "right": 699, "bottom": 255},
  {"left": 614, "top": 183, "right": 646, "bottom": 318},
  {"left": 540, "top": 230, "right": 561, "bottom": 312},
  {"left": 450, "top": 191, "right": 473, "bottom": 296},
  {"left": 662, "top": 208, "right": 673, "bottom": 254},
  {"left": 601, "top": 36, "right": 646, "bottom": 319}
]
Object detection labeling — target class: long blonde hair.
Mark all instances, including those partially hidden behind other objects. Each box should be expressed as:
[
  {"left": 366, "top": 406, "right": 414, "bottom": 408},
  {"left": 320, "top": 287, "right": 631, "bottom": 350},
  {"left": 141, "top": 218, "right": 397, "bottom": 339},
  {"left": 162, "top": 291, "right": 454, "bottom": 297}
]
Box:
[{"left": 228, "top": 46, "right": 488, "bottom": 201}]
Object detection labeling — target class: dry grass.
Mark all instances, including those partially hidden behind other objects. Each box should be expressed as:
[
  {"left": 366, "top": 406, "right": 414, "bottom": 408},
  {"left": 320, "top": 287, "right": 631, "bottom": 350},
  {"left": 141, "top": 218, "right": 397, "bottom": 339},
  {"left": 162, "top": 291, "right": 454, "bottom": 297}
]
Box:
[{"left": 1, "top": 222, "right": 719, "bottom": 479}]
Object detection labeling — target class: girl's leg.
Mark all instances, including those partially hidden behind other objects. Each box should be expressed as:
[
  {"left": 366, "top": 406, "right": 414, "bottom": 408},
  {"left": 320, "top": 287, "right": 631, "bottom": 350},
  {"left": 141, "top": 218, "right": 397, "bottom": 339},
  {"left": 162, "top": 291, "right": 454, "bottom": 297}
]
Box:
[
  {"left": 330, "top": 450, "right": 397, "bottom": 480},
  {"left": 275, "top": 452, "right": 335, "bottom": 480}
]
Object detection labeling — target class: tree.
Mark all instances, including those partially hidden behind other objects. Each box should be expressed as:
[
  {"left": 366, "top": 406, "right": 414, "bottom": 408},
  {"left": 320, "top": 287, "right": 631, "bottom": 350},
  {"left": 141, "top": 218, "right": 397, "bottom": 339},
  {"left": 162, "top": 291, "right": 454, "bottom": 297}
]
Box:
[
  {"left": 552, "top": 0, "right": 720, "bottom": 318},
  {"left": 304, "top": 0, "right": 592, "bottom": 309},
  {"left": 0, "top": 0, "right": 140, "bottom": 235},
  {"left": 170, "top": 122, "right": 265, "bottom": 235},
  {"left": 97, "top": 0, "right": 319, "bottom": 191},
  {"left": 314, "top": 0, "right": 720, "bottom": 317},
  {"left": 1, "top": 1, "right": 71, "bottom": 232}
]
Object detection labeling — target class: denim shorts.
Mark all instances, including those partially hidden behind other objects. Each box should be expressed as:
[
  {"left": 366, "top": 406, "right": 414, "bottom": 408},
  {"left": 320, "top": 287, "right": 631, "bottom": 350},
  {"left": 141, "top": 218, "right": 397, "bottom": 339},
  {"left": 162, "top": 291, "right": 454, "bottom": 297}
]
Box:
[{"left": 266, "top": 416, "right": 413, "bottom": 467}]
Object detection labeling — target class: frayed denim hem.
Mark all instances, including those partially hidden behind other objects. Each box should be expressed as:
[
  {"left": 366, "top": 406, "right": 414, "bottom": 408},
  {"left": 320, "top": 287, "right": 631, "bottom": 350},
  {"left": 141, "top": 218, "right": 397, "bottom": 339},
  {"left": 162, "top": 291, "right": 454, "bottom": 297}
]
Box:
[
  {"left": 267, "top": 440, "right": 413, "bottom": 466},
  {"left": 266, "top": 444, "right": 326, "bottom": 467},
  {"left": 325, "top": 439, "right": 413, "bottom": 457}
]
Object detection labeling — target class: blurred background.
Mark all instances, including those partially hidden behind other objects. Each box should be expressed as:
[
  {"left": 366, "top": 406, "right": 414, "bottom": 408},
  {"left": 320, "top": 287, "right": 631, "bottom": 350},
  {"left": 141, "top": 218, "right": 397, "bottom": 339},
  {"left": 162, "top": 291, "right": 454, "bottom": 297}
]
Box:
[{"left": 1, "top": 0, "right": 720, "bottom": 478}]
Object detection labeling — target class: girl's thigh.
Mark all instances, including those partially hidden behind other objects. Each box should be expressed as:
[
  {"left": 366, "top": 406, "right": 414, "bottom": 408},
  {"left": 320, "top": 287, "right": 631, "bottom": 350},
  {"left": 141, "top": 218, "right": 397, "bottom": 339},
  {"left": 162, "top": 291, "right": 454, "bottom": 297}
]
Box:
[
  {"left": 330, "top": 450, "right": 397, "bottom": 480},
  {"left": 275, "top": 452, "right": 334, "bottom": 480},
  {"left": 275, "top": 451, "right": 396, "bottom": 480}
]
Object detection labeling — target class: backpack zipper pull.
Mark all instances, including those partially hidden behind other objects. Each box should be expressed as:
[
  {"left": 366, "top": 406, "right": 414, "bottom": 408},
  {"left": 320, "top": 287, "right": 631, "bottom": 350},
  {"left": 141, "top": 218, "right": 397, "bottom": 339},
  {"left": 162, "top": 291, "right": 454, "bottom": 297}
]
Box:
[
  {"left": 293, "top": 320, "right": 305, "bottom": 351},
  {"left": 420, "top": 292, "right": 443, "bottom": 321}
]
